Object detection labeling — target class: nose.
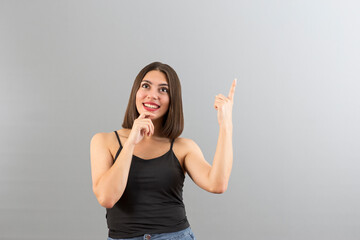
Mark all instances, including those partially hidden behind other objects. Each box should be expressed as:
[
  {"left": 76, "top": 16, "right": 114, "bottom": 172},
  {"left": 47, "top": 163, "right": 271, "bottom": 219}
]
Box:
[{"left": 146, "top": 89, "right": 159, "bottom": 100}]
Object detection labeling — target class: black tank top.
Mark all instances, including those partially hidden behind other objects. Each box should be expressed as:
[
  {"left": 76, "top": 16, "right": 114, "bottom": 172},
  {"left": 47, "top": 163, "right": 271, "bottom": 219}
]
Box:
[{"left": 106, "top": 131, "right": 190, "bottom": 238}]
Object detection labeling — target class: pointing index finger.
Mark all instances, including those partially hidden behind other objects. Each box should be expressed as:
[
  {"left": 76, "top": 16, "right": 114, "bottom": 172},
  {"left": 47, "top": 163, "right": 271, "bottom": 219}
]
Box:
[{"left": 228, "top": 78, "right": 237, "bottom": 100}]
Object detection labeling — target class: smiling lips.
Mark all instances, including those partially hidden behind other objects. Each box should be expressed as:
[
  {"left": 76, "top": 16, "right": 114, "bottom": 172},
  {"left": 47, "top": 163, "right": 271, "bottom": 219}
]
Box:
[{"left": 143, "top": 102, "right": 160, "bottom": 111}]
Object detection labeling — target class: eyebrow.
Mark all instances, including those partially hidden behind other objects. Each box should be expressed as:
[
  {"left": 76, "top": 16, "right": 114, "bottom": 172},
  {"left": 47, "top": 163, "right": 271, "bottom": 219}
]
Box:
[{"left": 142, "top": 80, "right": 169, "bottom": 87}]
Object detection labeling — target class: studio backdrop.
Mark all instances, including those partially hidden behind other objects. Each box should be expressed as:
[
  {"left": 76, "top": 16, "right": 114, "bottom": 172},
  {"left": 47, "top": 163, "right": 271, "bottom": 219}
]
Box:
[{"left": 1, "top": 1, "right": 359, "bottom": 239}]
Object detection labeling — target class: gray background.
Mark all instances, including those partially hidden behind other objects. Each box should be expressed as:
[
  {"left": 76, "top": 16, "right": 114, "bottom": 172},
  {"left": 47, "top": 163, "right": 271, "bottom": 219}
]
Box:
[{"left": 1, "top": 0, "right": 359, "bottom": 239}]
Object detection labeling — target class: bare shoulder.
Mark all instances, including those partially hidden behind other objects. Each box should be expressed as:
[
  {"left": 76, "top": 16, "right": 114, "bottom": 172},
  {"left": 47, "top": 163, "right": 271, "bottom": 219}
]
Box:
[
  {"left": 174, "top": 137, "right": 198, "bottom": 147},
  {"left": 90, "top": 129, "right": 126, "bottom": 163},
  {"left": 90, "top": 132, "right": 111, "bottom": 156},
  {"left": 90, "top": 132, "right": 113, "bottom": 168},
  {"left": 91, "top": 129, "right": 127, "bottom": 145},
  {"left": 173, "top": 137, "right": 207, "bottom": 176},
  {"left": 90, "top": 132, "right": 107, "bottom": 145},
  {"left": 91, "top": 131, "right": 111, "bottom": 145},
  {"left": 173, "top": 137, "right": 189, "bottom": 149},
  {"left": 173, "top": 137, "right": 199, "bottom": 157}
]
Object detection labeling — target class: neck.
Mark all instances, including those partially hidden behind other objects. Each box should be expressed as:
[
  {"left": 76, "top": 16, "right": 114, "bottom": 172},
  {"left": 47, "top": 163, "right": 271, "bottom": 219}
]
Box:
[{"left": 149, "top": 117, "right": 164, "bottom": 138}]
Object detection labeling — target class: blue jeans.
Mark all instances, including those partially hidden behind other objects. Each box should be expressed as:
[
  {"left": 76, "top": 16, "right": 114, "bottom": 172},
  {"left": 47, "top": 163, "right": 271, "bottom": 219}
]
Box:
[{"left": 107, "top": 227, "right": 195, "bottom": 240}]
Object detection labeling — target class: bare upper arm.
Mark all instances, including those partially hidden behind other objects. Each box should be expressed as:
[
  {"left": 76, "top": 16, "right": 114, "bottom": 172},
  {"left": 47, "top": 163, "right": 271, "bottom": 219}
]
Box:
[
  {"left": 90, "top": 132, "right": 113, "bottom": 191},
  {"left": 182, "top": 138, "right": 212, "bottom": 192}
]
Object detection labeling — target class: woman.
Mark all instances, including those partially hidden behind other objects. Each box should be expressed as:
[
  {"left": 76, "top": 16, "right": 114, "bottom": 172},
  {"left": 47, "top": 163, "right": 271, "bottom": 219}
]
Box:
[{"left": 90, "top": 62, "right": 236, "bottom": 240}]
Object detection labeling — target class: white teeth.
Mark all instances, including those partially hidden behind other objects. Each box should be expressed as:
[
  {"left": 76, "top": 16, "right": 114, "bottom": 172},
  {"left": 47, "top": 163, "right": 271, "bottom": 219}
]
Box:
[{"left": 144, "top": 103, "right": 159, "bottom": 109}]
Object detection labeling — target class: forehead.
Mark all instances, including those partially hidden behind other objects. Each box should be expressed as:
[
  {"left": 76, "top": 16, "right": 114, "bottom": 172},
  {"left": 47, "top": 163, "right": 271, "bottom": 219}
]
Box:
[{"left": 142, "top": 70, "right": 168, "bottom": 83}]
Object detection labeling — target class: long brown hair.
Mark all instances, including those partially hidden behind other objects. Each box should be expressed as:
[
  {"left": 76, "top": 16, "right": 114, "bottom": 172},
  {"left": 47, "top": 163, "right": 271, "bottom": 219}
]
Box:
[{"left": 122, "top": 62, "right": 184, "bottom": 140}]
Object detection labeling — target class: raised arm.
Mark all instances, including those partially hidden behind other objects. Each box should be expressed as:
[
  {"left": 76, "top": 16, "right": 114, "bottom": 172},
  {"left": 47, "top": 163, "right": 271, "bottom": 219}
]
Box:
[{"left": 184, "top": 79, "right": 236, "bottom": 193}]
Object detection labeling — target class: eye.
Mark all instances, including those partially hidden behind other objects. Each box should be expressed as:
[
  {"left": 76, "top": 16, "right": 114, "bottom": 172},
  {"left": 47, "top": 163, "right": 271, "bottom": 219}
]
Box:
[
  {"left": 160, "top": 88, "right": 169, "bottom": 93},
  {"left": 141, "top": 83, "right": 149, "bottom": 88}
]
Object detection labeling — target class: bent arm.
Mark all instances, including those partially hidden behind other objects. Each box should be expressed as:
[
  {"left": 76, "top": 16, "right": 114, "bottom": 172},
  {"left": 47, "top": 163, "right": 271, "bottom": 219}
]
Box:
[{"left": 90, "top": 133, "right": 135, "bottom": 208}]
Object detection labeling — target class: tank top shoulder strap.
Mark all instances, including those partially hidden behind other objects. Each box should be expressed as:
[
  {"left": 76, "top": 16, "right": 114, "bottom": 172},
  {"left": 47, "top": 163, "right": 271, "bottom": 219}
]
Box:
[
  {"left": 113, "top": 131, "right": 123, "bottom": 163},
  {"left": 114, "top": 130, "right": 122, "bottom": 148},
  {"left": 170, "top": 138, "right": 175, "bottom": 151}
]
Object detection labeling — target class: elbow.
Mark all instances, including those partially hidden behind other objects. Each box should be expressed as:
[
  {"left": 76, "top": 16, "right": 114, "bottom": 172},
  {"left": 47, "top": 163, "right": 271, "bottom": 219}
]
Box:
[
  {"left": 93, "top": 186, "right": 117, "bottom": 209},
  {"left": 99, "top": 198, "right": 116, "bottom": 209},
  {"left": 209, "top": 182, "right": 228, "bottom": 194}
]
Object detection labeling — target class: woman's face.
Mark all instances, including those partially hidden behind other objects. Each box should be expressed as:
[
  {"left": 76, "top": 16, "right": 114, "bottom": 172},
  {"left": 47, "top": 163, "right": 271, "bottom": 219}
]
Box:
[{"left": 136, "top": 70, "right": 170, "bottom": 120}]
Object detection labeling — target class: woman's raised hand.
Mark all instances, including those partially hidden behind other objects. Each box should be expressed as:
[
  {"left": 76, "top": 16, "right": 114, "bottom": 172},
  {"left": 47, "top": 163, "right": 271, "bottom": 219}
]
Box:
[
  {"left": 127, "top": 112, "right": 156, "bottom": 145},
  {"left": 214, "top": 79, "right": 237, "bottom": 127}
]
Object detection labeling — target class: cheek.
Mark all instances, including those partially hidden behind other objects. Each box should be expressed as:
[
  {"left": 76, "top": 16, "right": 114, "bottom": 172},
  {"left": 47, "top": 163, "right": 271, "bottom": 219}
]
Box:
[
  {"left": 136, "top": 91, "right": 144, "bottom": 101},
  {"left": 136, "top": 90, "right": 141, "bottom": 98},
  {"left": 163, "top": 97, "right": 170, "bottom": 109},
  {"left": 135, "top": 92, "right": 143, "bottom": 107}
]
